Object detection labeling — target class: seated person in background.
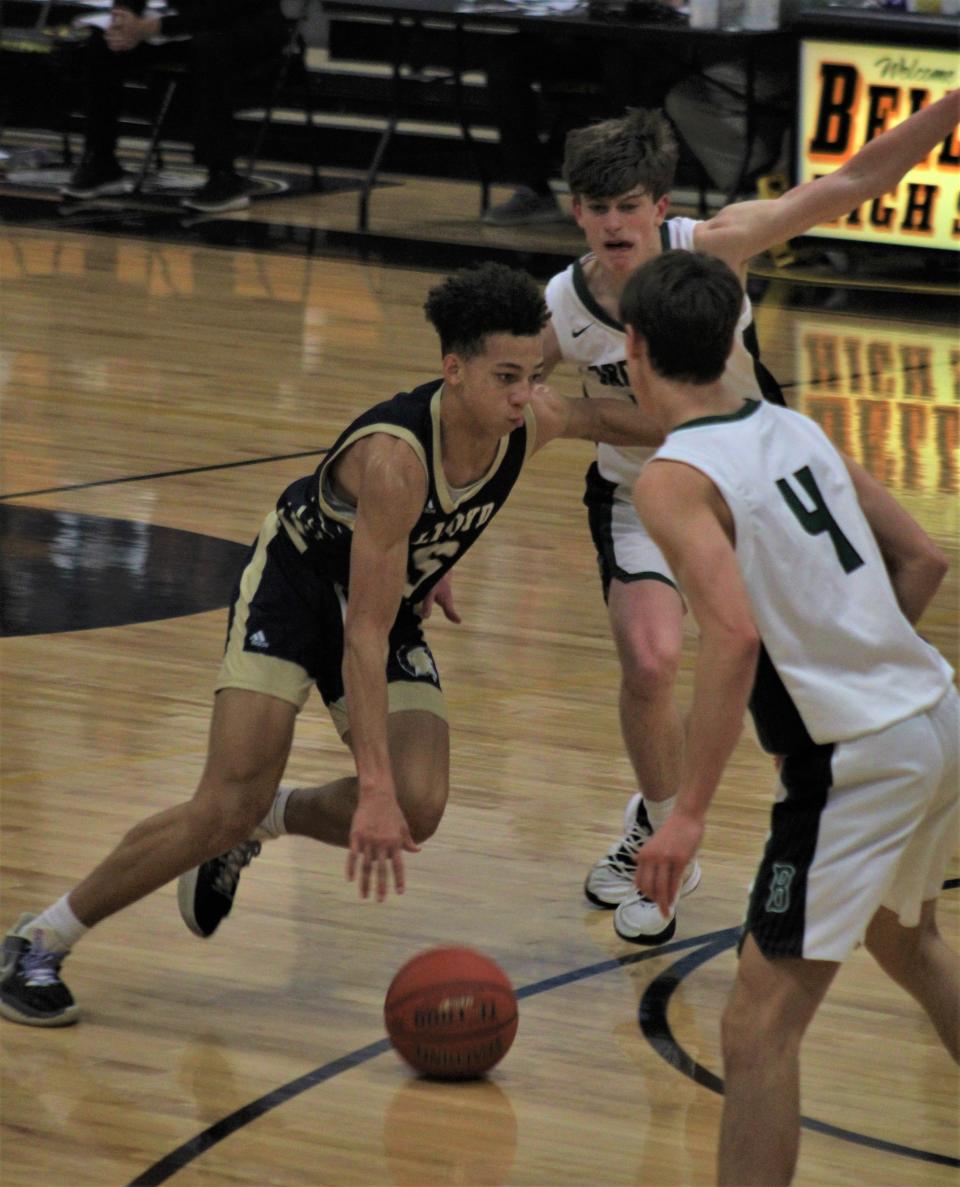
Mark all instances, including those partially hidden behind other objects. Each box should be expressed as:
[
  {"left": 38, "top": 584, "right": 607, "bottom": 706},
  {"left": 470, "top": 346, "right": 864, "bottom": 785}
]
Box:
[
  {"left": 664, "top": 52, "right": 792, "bottom": 198},
  {"left": 483, "top": 21, "right": 685, "bottom": 227},
  {"left": 63, "top": 0, "right": 288, "bottom": 213},
  {"left": 481, "top": 30, "right": 569, "bottom": 227},
  {"left": 664, "top": 0, "right": 833, "bottom": 199}
]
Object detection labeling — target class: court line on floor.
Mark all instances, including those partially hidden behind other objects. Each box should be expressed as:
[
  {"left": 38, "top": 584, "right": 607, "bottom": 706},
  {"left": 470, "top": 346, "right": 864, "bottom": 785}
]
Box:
[
  {"left": 128, "top": 928, "right": 728, "bottom": 1186},
  {"left": 0, "top": 449, "right": 330, "bottom": 503},
  {"left": 640, "top": 926, "right": 960, "bottom": 1170},
  {"left": 128, "top": 886, "right": 959, "bottom": 1186},
  {"left": 4, "top": 364, "right": 939, "bottom": 505}
]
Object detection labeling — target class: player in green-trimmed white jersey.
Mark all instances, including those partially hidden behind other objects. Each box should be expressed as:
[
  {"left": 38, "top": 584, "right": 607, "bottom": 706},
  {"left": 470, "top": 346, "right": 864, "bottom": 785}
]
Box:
[
  {"left": 539, "top": 94, "right": 960, "bottom": 945},
  {"left": 623, "top": 249, "right": 957, "bottom": 1187}
]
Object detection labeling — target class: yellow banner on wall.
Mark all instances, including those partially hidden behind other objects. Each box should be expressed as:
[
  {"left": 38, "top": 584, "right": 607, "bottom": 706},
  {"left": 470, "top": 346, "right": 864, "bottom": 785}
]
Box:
[{"left": 799, "top": 39, "right": 960, "bottom": 251}]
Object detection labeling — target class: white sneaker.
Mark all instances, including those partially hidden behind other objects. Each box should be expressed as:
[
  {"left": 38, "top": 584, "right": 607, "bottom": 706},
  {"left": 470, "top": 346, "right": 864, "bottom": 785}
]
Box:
[
  {"left": 584, "top": 793, "right": 653, "bottom": 907},
  {"left": 613, "top": 861, "right": 702, "bottom": 945}
]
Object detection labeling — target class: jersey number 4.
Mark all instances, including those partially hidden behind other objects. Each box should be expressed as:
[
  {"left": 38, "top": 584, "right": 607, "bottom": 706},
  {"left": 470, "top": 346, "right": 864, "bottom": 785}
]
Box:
[{"left": 775, "top": 466, "right": 864, "bottom": 574}]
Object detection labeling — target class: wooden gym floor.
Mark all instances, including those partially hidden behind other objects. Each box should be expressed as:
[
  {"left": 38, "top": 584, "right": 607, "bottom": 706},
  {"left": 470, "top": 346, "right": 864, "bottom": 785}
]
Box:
[{"left": 0, "top": 167, "right": 958, "bottom": 1187}]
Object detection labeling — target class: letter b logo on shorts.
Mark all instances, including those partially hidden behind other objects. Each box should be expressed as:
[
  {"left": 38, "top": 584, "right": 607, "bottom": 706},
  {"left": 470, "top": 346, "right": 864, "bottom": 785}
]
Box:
[{"left": 765, "top": 863, "right": 796, "bottom": 914}]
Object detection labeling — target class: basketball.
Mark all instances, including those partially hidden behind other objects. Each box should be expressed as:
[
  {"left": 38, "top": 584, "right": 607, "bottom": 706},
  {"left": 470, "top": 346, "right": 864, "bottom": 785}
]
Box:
[{"left": 384, "top": 947, "right": 518, "bottom": 1080}]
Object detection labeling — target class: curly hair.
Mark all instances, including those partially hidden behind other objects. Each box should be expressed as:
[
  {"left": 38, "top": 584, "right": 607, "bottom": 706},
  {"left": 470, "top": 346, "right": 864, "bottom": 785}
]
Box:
[
  {"left": 563, "top": 108, "right": 679, "bottom": 201},
  {"left": 423, "top": 263, "right": 549, "bottom": 358}
]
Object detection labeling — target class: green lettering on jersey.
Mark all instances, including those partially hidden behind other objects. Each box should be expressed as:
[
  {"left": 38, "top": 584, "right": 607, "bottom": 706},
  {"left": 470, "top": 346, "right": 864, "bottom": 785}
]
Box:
[{"left": 775, "top": 467, "right": 865, "bottom": 573}]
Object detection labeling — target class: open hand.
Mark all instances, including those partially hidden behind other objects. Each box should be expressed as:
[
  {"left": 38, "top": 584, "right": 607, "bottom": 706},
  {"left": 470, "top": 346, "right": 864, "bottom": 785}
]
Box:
[
  {"left": 347, "top": 793, "right": 421, "bottom": 901},
  {"left": 635, "top": 812, "right": 704, "bottom": 918}
]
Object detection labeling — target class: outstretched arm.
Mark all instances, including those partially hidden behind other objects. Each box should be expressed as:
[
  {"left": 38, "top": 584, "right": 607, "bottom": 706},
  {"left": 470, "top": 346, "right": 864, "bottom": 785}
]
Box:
[
  {"left": 343, "top": 436, "right": 427, "bottom": 900},
  {"left": 842, "top": 455, "right": 948, "bottom": 624},
  {"left": 540, "top": 320, "right": 564, "bottom": 381},
  {"left": 632, "top": 461, "right": 760, "bottom": 915},
  {"left": 527, "top": 383, "right": 663, "bottom": 452},
  {"left": 697, "top": 90, "right": 960, "bottom": 271}
]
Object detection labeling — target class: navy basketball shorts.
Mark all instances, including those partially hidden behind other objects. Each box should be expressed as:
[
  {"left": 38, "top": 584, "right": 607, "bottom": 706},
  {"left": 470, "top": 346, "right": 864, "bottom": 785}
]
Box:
[
  {"left": 743, "top": 686, "right": 959, "bottom": 962},
  {"left": 216, "top": 511, "right": 446, "bottom": 737}
]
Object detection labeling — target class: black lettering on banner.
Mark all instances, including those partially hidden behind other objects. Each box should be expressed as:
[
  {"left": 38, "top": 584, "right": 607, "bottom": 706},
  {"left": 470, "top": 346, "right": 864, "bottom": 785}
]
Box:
[
  {"left": 775, "top": 466, "right": 865, "bottom": 573},
  {"left": 864, "top": 85, "right": 900, "bottom": 143},
  {"left": 809, "top": 63, "right": 859, "bottom": 156},
  {"left": 902, "top": 183, "right": 938, "bottom": 233},
  {"left": 908, "top": 87, "right": 929, "bottom": 115},
  {"left": 868, "top": 193, "right": 897, "bottom": 230},
  {"left": 941, "top": 124, "right": 960, "bottom": 168}
]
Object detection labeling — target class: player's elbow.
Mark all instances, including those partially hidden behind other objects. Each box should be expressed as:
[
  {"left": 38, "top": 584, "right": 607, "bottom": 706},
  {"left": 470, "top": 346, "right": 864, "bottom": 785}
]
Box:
[
  {"left": 913, "top": 542, "right": 949, "bottom": 604},
  {"left": 900, "top": 538, "right": 949, "bottom": 589},
  {"left": 343, "top": 621, "right": 390, "bottom": 673},
  {"left": 925, "top": 541, "right": 950, "bottom": 587},
  {"left": 725, "top": 620, "right": 761, "bottom": 669},
  {"left": 705, "top": 615, "right": 760, "bottom": 670}
]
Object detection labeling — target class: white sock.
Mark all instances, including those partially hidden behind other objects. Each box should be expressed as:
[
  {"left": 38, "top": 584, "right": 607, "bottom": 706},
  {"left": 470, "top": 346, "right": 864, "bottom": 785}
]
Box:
[
  {"left": 643, "top": 794, "right": 677, "bottom": 832},
  {"left": 252, "top": 783, "right": 294, "bottom": 841},
  {"left": 26, "top": 895, "right": 87, "bottom": 952}
]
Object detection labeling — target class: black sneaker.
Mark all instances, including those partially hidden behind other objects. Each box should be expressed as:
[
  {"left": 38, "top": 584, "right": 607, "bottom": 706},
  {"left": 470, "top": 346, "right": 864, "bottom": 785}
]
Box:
[
  {"left": 181, "top": 171, "right": 251, "bottom": 213},
  {"left": 481, "top": 187, "right": 567, "bottom": 226},
  {"left": 62, "top": 155, "right": 133, "bottom": 199},
  {"left": 0, "top": 913, "right": 79, "bottom": 1027},
  {"left": 178, "top": 841, "right": 261, "bottom": 938}
]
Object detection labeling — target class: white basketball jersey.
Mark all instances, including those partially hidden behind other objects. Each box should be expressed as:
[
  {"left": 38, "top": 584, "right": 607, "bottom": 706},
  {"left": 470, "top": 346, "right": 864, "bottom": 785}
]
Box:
[
  {"left": 654, "top": 399, "right": 954, "bottom": 747},
  {"left": 545, "top": 217, "right": 760, "bottom": 489}
]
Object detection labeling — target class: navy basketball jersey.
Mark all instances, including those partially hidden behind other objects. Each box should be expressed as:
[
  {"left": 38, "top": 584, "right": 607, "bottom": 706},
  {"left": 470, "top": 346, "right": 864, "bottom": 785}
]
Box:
[{"left": 277, "top": 379, "right": 535, "bottom": 606}]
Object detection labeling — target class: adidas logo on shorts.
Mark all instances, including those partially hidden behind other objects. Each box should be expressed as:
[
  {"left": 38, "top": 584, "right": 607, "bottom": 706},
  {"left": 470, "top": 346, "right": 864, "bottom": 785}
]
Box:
[{"left": 247, "top": 630, "right": 269, "bottom": 650}]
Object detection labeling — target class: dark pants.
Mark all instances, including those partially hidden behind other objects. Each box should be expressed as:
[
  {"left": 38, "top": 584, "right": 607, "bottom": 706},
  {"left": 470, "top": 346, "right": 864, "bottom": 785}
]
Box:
[
  {"left": 81, "top": 14, "right": 287, "bottom": 173},
  {"left": 484, "top": 33, "right": 686, "bottom": 193}
]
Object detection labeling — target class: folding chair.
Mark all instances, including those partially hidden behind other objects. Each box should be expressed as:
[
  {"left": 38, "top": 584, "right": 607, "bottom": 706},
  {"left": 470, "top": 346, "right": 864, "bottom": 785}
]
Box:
[
  {"left": 128, "top": 1, "right": 321, "bottom": 197},
  {"left": 240, "top": 1, "right": 323, "bottom": 191}
]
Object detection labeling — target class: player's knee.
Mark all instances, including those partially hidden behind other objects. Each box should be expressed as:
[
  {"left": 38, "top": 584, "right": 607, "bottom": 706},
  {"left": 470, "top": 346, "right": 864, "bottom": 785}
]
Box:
[
  {"left": 621, "top": 642, "right": 680, "bottom": 699},
  {"left": 720, "top": 998, "right": 752, "bottom": 1066},
  {"left": 864, "top": 921, "right": 911, "bottom": 970},
  {"left": 405, "top": 798, "right": 446, "bottom": 843},
  {"left": 866, "top": 915, "right": 939, "bottom": 989},
  {"left": 721, "top": 984, "right": 803, "bottom": 1071},
  {"left": 400, "top": 777, "right": 449, "bottom": 843},
  {"left": 189, "top": 800, "right": 255, "bottom": 854},
  {"left": 190, "top": 778, "right": 275, "bottom": 851},
  {"left": 721, "top": 999, "right": 783, "bottom": 1071}
]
